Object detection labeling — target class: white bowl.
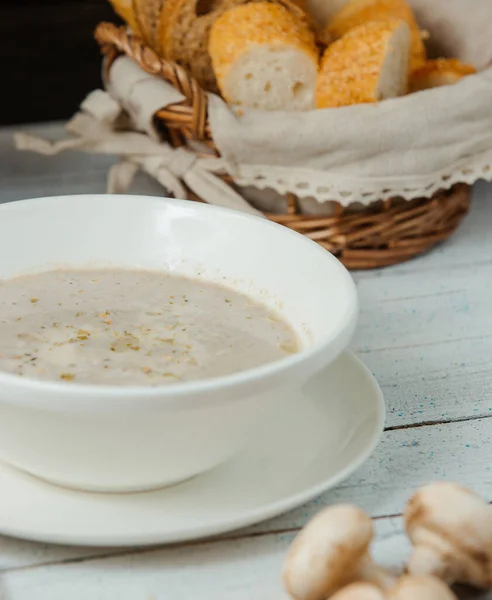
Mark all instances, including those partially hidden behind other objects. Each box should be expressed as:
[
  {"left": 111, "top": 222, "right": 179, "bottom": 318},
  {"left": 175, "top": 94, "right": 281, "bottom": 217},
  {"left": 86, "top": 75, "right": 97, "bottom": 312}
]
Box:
[{"left": 0, "top": 195, "right": 357, "bottom": 493}]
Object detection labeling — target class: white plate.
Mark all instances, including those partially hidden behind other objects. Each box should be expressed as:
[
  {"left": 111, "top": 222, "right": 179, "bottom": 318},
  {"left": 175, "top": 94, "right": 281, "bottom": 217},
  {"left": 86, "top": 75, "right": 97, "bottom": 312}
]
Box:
[{"left": 0, "top": 352, "right": 384, "bottom": 547}]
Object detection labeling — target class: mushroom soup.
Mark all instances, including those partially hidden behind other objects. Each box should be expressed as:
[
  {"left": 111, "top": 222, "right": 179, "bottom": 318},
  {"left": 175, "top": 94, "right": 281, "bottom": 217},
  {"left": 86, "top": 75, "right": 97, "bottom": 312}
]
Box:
[{"left": 0, "top": 269, "right": 300, "bottom": 386}]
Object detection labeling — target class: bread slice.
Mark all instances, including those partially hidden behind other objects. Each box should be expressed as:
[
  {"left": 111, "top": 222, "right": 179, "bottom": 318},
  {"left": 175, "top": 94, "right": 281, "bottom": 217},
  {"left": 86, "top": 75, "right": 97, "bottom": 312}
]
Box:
[
  {"left": 209, "top": 2, "right": 318, "bottom": 110},
  {"left": 316, "top": 19, "right": 411, "bottom": 108},
  {"left": 159, "top": 0, "right": 310, "bottom": 93},
  {"left": 108, "top": 0, "right": 140, "bottom": 31},
  {"left": 133, "top": 0, "right": 167, "bottom": 49},
  {"left": 409, "top": 58, "right": 477, "bottom": 93},
  {"left": 158, "top": 0, "right": 244, "bottom": 92},
  {"left": 325, "top": 0, "right": 425, "bottom": 70}
]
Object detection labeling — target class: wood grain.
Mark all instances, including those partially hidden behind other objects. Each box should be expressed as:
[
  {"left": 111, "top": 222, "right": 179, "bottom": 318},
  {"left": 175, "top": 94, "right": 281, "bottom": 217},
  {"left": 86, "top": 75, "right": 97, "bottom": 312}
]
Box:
[
  {"left": 0, "top": 123, "right": 491, "bottom": 599},
  {"left": 0, "top": 518, "right": 487, "bottom": 599}
]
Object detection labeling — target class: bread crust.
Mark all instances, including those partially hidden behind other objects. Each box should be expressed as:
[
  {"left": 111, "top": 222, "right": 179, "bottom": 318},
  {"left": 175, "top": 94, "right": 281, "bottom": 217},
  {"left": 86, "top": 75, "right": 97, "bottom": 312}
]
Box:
[
  {"left": 409, "top": 58, "right": 477, "bottom": 93},
  {"left": 316, "top": 18, "right": 410, "bottom": 108},
  {"left": 133, "top": 0, "right": 166, "bottom": 48},
  {"left": 325, "top": 0, "right": 425, "bottom": 70},
  {"left": 108, "top": 0, "right": 140, "bottom": 31},
  {"left": 160, "top": 0, "right": 311, "bottom": 92},
  {"left": 209, "top": 1, "right": 318, "bottom": 106}
]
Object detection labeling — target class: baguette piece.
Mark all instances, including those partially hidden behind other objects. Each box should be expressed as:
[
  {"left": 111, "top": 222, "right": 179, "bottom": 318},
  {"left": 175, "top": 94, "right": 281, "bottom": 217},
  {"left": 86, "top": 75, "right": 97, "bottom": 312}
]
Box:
[
  {"left": 316, "top": 19, "right": 411, "bottom": 108},
  {"left": 159, "top": 0, "right": 309, "bottom": 93},
  {"left": 108, "top": 0, "right": 140, "bottom": 31},
  {"left": 325, "top": 0, "right": 425, "bottom": 69},
  {"left": 134, "top": 0, "right": 167, "bottom": 49},
  {"left": 158, "top": 0, "right": 245, "bottom": 92},
  {"left": 209, "top": 2, "right": 318, "bottom": 110},
  {"left": 409, "top": 58, "right": 477, "bottom": 93}
]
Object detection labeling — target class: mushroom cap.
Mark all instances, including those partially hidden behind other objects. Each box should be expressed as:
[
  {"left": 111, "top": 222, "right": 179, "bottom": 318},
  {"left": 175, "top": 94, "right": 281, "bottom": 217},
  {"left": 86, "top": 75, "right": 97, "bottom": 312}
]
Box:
[
  {"left": 405, "top": 482, "right": 492, "bottom": 588},
  {"left": 330, "top": 583, "right": 385, "bottom": 600},
  {"left": 389, "top": 576, "right": 458, "bottom": 600},
  {"left": 283, "top": 505, "right": 374, "bottom": 600}
]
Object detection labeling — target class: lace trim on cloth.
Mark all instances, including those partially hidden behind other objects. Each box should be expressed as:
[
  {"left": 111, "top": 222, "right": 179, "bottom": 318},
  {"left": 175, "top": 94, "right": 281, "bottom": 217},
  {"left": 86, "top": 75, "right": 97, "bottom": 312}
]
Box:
[
  {"left": 225, "top": 154, "right": 492, "bottom": 205},
  {"left": 13, "top": 52, "right": 492, "bottom": 213},
  {"left": 14, "top": 0, "right": 492, "bottom": 214}
]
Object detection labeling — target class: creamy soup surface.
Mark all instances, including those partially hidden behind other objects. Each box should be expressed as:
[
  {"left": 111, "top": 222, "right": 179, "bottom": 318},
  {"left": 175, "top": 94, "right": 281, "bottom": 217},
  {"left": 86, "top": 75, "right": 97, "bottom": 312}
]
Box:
[{"left": 0, "top": 269, "right": 300, "bottom": 386}]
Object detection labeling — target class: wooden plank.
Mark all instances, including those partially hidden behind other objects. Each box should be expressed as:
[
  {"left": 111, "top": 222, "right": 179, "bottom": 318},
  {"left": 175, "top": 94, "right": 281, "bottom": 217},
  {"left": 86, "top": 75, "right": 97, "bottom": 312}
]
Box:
[
  {"left": 0, "top": 123, "right": 115, "bottom": 186},
  {"left": 0, "top": 517, "right": 488, "bottom": 600},
  {"left": 4, "top": 128, "right": 492, "bottom": 428},
  {"left": 363, "top": 337, "right": 492, "bottom": 427},
  {"left": 351, "top": 260, "right": 492, "bottom": 426},
  {"left": 0, "top": 124, "right": 167, "bottom": 202},
  {"left": 0, "top": 417, "right": 489, "bottom": 572},
  {"left": 0, "top": 520, "right": 400, "bottom": 600},
  {"left": 0, "top": 537, "right": 111, "bottom": 574},
  {"left": 354, "top": 262, "right": 492, "bottom": 352},
  {"left": 0, "top": 121, "right": 491, "bottom": 595},
  {"left": 244, "top": 416, "right": 492, "bottom": 534},
  {"left": 0, "top": 169, "right": 167, "bottom": 205}
]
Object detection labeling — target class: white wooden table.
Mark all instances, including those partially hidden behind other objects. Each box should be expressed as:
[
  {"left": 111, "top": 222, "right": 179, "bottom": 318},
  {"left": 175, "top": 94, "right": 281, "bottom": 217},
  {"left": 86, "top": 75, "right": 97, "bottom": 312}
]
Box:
[{"left": 0, "top": 122, "right": 490, "bottom": 600}]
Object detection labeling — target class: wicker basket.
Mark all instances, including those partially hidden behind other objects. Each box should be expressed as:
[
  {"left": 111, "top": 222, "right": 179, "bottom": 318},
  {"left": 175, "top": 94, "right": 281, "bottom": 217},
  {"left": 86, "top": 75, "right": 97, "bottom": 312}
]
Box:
[{"left": 95, "top": 22, "right": 471, "bottom": 270}]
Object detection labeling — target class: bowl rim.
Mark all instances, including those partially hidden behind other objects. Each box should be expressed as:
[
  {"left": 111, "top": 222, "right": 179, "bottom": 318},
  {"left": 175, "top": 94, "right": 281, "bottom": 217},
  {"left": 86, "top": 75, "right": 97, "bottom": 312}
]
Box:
[{"left": 0, "top": 194, "right": 358, "bottom": 404}]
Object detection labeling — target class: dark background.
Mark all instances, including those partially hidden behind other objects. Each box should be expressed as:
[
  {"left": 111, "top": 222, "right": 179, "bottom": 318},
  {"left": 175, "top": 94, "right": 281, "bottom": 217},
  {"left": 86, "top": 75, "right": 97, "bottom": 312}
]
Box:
[{"left": 1, "top": 1, "right": 121, "bottom": 126}]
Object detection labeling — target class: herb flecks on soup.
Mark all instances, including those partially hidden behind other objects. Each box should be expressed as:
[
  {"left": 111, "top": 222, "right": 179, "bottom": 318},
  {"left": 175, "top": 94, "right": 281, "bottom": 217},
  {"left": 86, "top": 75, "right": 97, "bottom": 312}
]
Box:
[{"left": 0, "top": 269, "right": 299, "bottom": 386}]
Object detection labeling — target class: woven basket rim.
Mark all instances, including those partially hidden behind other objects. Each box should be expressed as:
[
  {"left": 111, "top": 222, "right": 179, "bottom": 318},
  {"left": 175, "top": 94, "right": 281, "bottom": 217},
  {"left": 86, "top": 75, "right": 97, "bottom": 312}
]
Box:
[
  {"left": 96, "top": 22, "right": 213, "bottom": 145},
  {"left": 93, "top": 23, "right": 472, "bottom": 270}
]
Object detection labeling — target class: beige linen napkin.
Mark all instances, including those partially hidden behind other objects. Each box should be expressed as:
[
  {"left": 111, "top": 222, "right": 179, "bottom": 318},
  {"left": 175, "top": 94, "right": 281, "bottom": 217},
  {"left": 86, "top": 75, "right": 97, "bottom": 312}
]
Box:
[{"left": 15, "top": 0, "right": 492, "bottom": 215}]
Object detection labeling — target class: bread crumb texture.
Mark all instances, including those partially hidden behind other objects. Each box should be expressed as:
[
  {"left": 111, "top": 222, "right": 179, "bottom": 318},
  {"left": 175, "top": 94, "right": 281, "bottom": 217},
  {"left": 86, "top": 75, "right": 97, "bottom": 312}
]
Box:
[
  {"left": 209, "top": 2, "right": 318, "bottom": 109},
  {"left": 409, "top": 58, "right": 477, "bottom": 93},
  {"left": 325, "top": 0, "right": 425, "bottom": 70},
  {"left": 159, "top": 0, "right": 252, "bottom": 92},
  {"left": 210, "top": 2, "right": 317, "bottom": 81},
  {"left": 106, "top": 0, "right": 477, "bottom": 110},
  {"left": 133, "top": 0, "right": 166, "bottom": 48},
  {"left": 316, "top": 18, "right": 410, "bottom": 108}
]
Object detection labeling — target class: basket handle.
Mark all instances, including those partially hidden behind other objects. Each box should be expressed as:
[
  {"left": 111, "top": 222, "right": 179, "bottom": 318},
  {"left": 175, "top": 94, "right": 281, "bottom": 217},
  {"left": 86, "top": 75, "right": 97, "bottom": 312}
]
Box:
[{"left": 94, "top": 23, "right": 207, "bottom": 142}]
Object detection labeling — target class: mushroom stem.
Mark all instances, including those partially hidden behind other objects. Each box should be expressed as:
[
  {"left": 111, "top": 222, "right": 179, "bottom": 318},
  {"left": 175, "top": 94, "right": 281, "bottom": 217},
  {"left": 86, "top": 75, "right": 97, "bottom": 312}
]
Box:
[
  {"left": 357, "top": 556, "right": 397, "bottom": 590},
  {"left": 283, "top": 505, "right": 400, "bottom": 600},
  {"left": 404, "top": 482, "right": 492, "bottom": 589},
  {"left": 405, "top": 544, "right": 448, "bottom": 581},
  {"left": 330, "top": 583, "right": 386, "bottom": 600},
  {"left": 283, "top": 505, "right": 387, "bottom": 600},
  {"left": 389, "top": 576, "right": 458, "bottom": 599},
  {"left": 328, "top": 576, "right": 458, "bottom": 600}
]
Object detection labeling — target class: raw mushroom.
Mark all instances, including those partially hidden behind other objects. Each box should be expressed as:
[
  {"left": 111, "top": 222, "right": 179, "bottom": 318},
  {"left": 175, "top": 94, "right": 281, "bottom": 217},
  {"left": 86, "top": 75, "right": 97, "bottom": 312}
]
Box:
[
  {"left": 283, "top": 505, "right": 395, "bottom": 600},
  {"left": 329, "top": 577, "right": 457, "bottom": 600},
  {"left": 389, "top": 576, "right": 458, "bottom": 600},
  {"left": 404, "top": 481, "right": 492, "bottom": 589},
  {"left": 330, "top": 583, "right": 386, "bottom": 600}
]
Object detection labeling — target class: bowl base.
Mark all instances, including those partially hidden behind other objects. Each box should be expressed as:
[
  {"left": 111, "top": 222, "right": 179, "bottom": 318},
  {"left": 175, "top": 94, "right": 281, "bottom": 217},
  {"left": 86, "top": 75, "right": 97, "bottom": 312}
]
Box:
[{"left": 0, "top": 460, "right": 203, "bottom": 495}]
